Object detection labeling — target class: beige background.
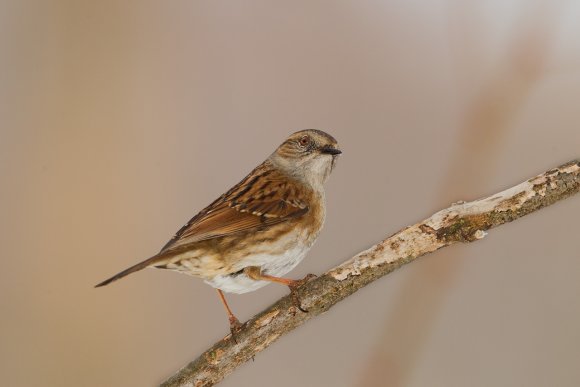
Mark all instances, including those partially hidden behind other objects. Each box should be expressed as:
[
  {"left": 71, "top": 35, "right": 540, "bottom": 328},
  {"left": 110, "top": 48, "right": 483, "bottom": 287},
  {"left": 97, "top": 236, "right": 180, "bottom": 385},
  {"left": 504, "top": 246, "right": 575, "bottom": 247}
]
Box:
[{"left": 2, "top": 1, "right": 580, "bottom": 386}]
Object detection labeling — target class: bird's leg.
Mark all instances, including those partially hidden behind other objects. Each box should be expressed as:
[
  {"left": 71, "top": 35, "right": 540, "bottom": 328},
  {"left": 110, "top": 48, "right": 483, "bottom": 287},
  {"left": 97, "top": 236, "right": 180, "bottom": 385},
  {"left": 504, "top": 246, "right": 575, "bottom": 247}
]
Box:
[
  {"left": 243, "top": 266, "right": 316, "bottom": 312},
  {"left": 216, "top": 289, "right": 242, "bottom": 335}
]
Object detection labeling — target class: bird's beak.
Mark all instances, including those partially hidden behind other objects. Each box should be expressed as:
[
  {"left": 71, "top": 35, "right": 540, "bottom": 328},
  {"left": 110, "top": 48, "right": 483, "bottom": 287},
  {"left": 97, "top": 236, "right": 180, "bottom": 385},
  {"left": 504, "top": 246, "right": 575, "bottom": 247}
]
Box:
[{"left": 319, "top": 145, "right": 342, "bottom": 155}]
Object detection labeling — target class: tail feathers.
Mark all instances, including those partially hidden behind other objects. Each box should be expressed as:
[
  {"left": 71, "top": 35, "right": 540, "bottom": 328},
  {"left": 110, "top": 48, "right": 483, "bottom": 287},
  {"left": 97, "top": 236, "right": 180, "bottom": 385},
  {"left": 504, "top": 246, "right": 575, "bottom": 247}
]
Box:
[{"left": 95, "top": 255, "right": 161, "bottom": 288}]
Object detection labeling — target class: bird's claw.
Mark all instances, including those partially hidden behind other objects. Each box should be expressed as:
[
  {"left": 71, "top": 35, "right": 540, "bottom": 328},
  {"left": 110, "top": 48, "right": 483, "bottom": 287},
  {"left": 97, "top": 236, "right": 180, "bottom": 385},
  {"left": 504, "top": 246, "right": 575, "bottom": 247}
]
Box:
[
  {"left": 228, "top": 316, "right": 244, "bottom": 342},
  {"left": 288, "top": 273, "right": 317, "bottom": 313}
]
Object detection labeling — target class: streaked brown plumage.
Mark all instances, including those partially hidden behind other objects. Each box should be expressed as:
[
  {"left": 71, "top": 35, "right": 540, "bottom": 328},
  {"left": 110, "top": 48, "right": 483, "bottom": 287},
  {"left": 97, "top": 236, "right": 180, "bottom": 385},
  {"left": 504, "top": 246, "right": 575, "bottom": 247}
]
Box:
[{"left": 96, "top": 129, "right": 341, "bottom": 330}]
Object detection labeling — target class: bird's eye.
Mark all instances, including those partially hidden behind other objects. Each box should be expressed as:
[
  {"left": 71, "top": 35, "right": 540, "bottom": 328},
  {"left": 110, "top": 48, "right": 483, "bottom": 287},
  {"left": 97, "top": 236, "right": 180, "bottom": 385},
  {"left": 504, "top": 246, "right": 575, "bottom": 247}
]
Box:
[{"left": 298, "top": 135, "right": 311, "bottom": 147}]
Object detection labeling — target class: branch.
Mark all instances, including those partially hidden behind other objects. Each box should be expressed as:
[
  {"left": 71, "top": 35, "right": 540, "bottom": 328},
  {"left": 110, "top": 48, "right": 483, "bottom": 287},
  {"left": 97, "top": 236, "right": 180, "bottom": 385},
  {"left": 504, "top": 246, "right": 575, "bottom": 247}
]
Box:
[{"left": 161, "top": 159, "right": 580, "bottom": 387}]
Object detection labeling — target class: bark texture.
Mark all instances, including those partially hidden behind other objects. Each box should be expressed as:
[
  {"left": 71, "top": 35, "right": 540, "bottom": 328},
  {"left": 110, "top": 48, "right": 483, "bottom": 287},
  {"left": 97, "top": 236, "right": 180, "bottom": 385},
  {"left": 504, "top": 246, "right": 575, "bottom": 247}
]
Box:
[{"left": 161, "top": 159, "right": 580, "bottom": 387}]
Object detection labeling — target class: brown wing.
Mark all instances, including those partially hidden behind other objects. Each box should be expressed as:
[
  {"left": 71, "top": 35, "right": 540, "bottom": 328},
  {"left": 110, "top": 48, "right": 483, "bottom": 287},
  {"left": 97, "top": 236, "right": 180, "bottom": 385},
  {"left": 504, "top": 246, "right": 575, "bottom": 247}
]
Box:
[{"left": 159, "top": 162, "right": 309, "bottom": 254}]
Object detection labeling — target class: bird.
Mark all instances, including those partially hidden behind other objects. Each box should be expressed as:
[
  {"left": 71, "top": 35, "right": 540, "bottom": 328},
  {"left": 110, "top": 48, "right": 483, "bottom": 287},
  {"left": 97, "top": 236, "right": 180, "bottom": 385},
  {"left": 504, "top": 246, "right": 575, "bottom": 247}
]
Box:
[{"left": 96, "top": 129, "right": 341, "bottom": 331}]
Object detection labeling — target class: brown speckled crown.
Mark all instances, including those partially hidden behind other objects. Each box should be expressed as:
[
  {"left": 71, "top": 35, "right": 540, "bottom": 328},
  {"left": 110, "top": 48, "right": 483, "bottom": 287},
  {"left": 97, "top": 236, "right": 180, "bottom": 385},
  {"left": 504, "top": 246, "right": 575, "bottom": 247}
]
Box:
[{"left": 275, "top": 129, "right": 338, "bottom": 159}]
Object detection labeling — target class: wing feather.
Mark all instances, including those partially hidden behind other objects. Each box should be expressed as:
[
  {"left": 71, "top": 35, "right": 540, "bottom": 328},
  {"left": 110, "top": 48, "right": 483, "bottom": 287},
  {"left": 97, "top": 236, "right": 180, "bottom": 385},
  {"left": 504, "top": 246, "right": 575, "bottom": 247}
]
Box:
[{"left": 159, "top": 163, "right": 309, "bottom": 253}]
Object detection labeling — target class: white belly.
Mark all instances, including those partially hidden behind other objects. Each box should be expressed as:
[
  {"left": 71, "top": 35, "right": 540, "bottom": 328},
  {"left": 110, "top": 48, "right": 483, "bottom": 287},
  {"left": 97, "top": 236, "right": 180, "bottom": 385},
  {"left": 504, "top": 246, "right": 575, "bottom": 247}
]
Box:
[{"left": 205, "top": 242, "right": 311, "bottom": 294}]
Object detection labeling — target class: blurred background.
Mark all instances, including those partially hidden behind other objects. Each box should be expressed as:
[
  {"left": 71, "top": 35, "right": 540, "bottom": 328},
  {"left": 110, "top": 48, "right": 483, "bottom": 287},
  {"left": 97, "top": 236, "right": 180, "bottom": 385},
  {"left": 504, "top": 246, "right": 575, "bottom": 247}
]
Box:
[{"left": 2, "top": 1, "right": 580, "bottom": 386}]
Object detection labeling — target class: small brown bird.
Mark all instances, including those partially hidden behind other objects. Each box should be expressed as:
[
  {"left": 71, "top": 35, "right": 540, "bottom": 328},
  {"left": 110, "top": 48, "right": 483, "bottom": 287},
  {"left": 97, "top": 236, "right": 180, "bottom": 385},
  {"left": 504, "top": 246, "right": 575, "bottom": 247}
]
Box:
[{"left": 96, "top": 129, "right": 341, "bottom": 330}]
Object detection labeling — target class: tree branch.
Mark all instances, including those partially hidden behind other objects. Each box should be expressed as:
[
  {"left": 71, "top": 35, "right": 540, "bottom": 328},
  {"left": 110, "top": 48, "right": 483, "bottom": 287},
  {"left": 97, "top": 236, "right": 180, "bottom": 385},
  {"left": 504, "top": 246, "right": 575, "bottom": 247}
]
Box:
[{"left": 161, "top": 159, "right": 580, "bottom": 387}]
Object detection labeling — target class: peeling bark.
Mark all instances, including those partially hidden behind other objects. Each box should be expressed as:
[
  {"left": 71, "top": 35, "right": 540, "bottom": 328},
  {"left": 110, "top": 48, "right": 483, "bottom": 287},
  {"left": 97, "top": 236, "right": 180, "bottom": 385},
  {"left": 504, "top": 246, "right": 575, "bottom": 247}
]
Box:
[{"left": 161, "top": 159, "right": 580, "bottom": 387}]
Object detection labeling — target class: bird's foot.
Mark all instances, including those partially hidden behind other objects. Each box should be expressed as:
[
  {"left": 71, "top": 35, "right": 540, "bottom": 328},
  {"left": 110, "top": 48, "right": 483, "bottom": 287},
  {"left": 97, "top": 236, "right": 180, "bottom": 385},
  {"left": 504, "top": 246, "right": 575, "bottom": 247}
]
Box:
[
  {"left": 228, "top": 316, "right": 244, "bottom": 343},
  {"left": 288, "top": 273, "right": 317, "bottom": 313},
  {"left": 229, "top": 316, "right": 243, "bottom": 334}
]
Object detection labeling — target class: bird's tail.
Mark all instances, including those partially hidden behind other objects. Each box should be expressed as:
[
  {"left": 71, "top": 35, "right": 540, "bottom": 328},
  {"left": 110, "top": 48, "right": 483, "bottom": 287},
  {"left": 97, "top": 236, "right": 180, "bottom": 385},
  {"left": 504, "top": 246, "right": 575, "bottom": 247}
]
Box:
[{"left": 95, "top": 255, "right": 161, "bottom": 288}]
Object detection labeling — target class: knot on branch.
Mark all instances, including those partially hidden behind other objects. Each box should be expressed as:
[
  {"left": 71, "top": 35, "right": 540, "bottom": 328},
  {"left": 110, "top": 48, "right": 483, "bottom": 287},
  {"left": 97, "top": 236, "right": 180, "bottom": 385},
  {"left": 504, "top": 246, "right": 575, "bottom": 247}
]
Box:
[{"left": 434, "top": 216, "right": 491, "bottom": 243}]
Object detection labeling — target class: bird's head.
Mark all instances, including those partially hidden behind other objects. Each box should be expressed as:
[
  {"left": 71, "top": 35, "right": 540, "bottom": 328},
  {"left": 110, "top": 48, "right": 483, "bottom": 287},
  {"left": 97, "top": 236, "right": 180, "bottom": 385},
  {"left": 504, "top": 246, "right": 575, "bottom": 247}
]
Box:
[{"left": 269, "top": 129, "right": 341, "bottom": 189}]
